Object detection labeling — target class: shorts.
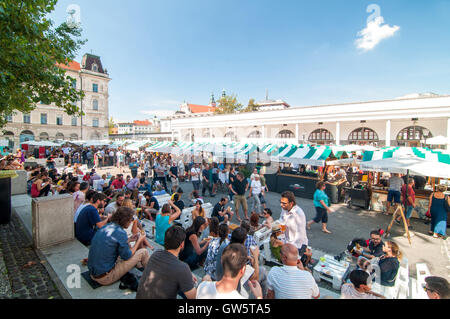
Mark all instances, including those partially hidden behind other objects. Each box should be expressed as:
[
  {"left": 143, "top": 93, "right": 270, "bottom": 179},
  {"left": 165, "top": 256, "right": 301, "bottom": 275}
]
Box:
[
  {"left": 234, "top": 195, "right": 248, "bottom": 213},
  {"left": 387, "top": 190, "right": 401, "bottom": 204},
  {"left": 216, "top": 213, "right": 230, "bottom": 223},
  {"left": 258, "top": 193, "right": 266, "bottom": 204},
  {"left": 212, "top": 174, "right": 219, "bottom": 184},
  {"left": 313, "top": 206, "right": 328, "bottom": 223},
  {"left": 405, "top": 205, "right": 414, "bottom": 219}
]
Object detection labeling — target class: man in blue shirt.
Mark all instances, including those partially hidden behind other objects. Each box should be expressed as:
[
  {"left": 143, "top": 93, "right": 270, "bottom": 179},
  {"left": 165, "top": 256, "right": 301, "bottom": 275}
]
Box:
[
  {"left": 88, "top": 206, "right": 150, "bottom": 286},
  {"left": 75, "top": 193, "right": 110, "bottom": 246},
  {"left": 129, "top": 158, "right": 140, "bottom": 178}
]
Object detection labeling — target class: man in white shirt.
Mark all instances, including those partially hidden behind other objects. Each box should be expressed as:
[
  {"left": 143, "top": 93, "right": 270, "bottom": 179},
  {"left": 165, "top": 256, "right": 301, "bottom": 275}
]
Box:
[
  {"left": 248, "top": 174, "right": 263, "bottom": 215},
  {"left": 190, "top": 163, "right": 201, "bottom": 191},
  {"left": 266, "top": 243, "right": 319, "bottom": 299},
  {"left": 196, "top": 243, "right": 262, "bottom": 299},
  {"left": 340, "top": 270, "right": 384, "bottom": 299},
  {"left": 279, "top": 191, "right": 308, "bottom": 252},
  {"left": 104, "top": 194, "right": 125, "bottom": 216}
]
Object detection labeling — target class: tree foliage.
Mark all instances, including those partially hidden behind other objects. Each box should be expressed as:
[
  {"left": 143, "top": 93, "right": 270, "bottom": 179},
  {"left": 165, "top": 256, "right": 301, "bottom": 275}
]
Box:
[
  {"left": 214, "top": 94, "right": 243, "bottom": 115},
  {"left": 242, "top": 98, "right": 258, "bottom": 112},
  {"left": 0, "top": 0, "right": 87, "bottom": 127}
]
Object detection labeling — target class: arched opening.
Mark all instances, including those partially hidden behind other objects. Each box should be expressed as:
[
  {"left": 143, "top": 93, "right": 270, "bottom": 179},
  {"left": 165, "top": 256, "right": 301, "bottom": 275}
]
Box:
[
  {"left": 224, "top": 131, "right": 236, "bottom": 141},
  {"left": 39, "top": 132, "right": 49, "bottom": 141},
  {"left": 2, "top": 131, "right": 15, "bottom": 149},
  {"left": 248, "top": 130, "right": 261, "bottom": 138},
  {"left": 308, "top": 129, "right": 334, "bottom": 145},
  {"left": 396, "top": 126, "right": 432, "bottom": 147},
  {"left": 89, "top": 132, "right": 100, "bottom": 140},
  {"left": 20, "top": 130, "right": 35, "bottom": 144},
  {"left": 70, "top": 133, "right": 78, "bottom": 141},
  {"left": 348, "top": 127, "right": 379, "bottom": 145},
  {"left": 276, "top": 130, "right": 295, "bottom": 139},
  {"left": 55, "top": 132, "right": 64, "bottom": 141}
]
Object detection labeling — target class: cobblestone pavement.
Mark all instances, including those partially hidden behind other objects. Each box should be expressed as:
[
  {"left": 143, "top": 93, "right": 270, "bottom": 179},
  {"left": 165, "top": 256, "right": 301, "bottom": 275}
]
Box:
[{"left": 0, "top": 213, "right": 62, "bottom": 299}]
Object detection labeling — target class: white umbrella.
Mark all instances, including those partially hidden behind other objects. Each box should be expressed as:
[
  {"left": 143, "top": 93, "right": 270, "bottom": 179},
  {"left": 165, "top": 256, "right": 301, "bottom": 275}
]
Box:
[
  {"left": 359, "top": 156, "right": 450, "bottom": 179},
  {"left": 425, "top": 135, "right": 450, "bottom": 145}
]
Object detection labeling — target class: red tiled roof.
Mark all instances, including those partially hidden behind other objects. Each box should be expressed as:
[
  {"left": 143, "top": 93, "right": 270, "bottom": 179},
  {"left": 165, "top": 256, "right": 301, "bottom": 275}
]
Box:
[
  {"left": 133, "top": 120, "right": 152, "bottom": 126},
  {"left": 56, "top": 60, "right": 81, "bottom": 72},
  {"left": 188, "top": 104, "right": 216, "bottom": 113}
]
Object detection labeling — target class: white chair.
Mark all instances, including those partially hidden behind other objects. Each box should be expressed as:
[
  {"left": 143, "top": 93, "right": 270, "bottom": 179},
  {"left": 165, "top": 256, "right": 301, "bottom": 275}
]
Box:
[
  {"left": 253, "top": 226, "right": 272, "bottom": 246},
  {"left": 415, "top": 262, "right": 431, "bottom": 299}
]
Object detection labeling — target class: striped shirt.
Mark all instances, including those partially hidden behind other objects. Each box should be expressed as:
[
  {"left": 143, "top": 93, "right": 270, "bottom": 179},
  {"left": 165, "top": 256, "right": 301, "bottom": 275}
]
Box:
[
  {"left": 340, "top": 283, "right": 380, "bottom": 299},
  {"left": 267, "top": 265, "right": 319, "bottom": 299}
]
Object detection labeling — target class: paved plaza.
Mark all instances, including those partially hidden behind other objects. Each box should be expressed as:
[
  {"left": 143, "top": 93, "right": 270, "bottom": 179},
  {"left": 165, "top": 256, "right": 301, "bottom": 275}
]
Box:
[{"left": 0, "top": 164, "right": 448, "bottom": 299}]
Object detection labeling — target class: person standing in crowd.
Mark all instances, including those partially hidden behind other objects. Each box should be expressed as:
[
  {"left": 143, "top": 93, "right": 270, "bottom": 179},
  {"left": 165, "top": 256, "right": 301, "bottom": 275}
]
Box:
[
  {"left": 427, "top": 184, "right": 449, "bottom": 239},
  {"left": 202, "top": 163, "right": 215, "bottom": 197},
  {"left": 279, "top": 191, "right": 308, "bottom": 256},
  {"left": 196, "top": 243, "right": 263, "bottom": 299},
  {"left": 248, "top": 174, "right": 263, "bottom": 216},
  {"left": 169, "top": 160, "right": 179, "bottom": 193},
  {"left": 144, "top": 159, "right": 150, "bottom": 178},
  {"left": 307, "top": 181, "right": 333, "bottom": 234},
  {"left": 129, "top": 157, "right": 139, "bottom": 179},
  {"left": 385, "top": 173, "right": 404, "bottom": 215},
  {"left": 228, "top": 166, "right": 236, "bottom": 203},
  {"left": 229, "top": 172, "right": 249, "bottom": 221},
  {"left": 75, "top": 193, "right": 110, "bottom": 246},
  {"left": 424, "top": 276, "right": 450, "bottom": 299},
  {"left": 396, "top": 178, "right": 415, "bottom": 229},
  {"left": 190, "top": 163, "right": 201, "bottom": 192},
  {"left": 211, "top": 163, "right": 219, "bottom": 195},
  {"left": 266, "top": 243, "right": 320, "bottom": 299},
  {"left": 136, "top": 225, "right": 198, "bottom": 299},
  {"left": 153, "top": 159, "right": 168, "bottom": 192},
  {"left": 178, "top": 158, "right": 185, "bottom": 182},
  {"left": 88, "top": 207, "right": 150, "bottom": 287}
]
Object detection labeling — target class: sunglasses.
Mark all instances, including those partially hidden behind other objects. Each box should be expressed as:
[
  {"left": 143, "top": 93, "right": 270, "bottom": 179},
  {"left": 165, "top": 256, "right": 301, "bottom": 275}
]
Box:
[{"left": 423, "top": 286, "right": 435, "bottom": 293}]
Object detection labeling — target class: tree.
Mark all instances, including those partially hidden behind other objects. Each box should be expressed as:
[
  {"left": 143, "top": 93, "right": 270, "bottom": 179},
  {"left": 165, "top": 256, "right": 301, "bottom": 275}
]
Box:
[
  {"left": 243, "top": 98, "right": 259, "bottom": 112},
  {"left": 0, "top": 0, "right": 87, "bottom": 128},
  {"left": 214, "top": 94, "right": 243, "bottom": 114},
  {"left": 108, "top": 117, "right": 115, "bottom": 134}
]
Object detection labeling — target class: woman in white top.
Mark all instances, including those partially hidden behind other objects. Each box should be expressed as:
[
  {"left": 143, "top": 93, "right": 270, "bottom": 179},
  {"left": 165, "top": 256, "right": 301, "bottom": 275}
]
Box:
[
  {"left": 248, "top": 174, "right": 263, "bottom": 215},
  {"left": 122, "top": 199, "right": 153, "bottom": 249}
]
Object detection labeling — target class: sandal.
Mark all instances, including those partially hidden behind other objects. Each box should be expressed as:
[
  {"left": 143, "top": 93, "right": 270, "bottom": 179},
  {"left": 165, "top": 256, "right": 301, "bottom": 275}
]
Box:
[
  {"left": 322, "top": 229, "right": 332, "bottom": 234},
  {"left": 433, "top": 233, "right": 439, "bottom": 238}
]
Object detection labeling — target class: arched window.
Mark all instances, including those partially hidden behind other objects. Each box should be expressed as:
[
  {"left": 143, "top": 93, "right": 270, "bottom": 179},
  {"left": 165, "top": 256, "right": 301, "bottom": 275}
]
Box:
[
  {"left": 224, "top": 131, "right": 236, "bottom": 141},
  {"left": 20, "top": 130, "right": 34, "bottom": 143},
  {"left": 92, "top": 63, "right": 98, "bottom": 72},
  {"left": 248, "top": 130, "right": 261, "bottom": 138},
  {"left": 2, "top": 131, "right": 15, "bottom": 149},
  {"left": 308, "top": 129, "right": 334, "bottom": 144},
  {"left": 39, "top": 132, "right": 49, "bottom": 141},
  {"left": 348, "top": 127, "right": 379, "bottom": 143},
  {"left": 276, "top": 130, "right": 295, "bottom": 138},
  {"left": 90, "top": 132, "right": 100, "bottom": 140},
  {"left": 55, "top": 132, "right": 64, "bottom": 141},
  {"left": 93, "top": 99, "right": 98, "bottom": 111},
  {"left": 70, "top": 133, "right": 78, "bottom": 141},
  {"left": 396, "top": 126, "right": 432, "bottom": 144}
]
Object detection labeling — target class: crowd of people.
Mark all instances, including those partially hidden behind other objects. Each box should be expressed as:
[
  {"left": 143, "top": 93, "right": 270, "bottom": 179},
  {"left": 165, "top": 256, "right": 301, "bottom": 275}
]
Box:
[{"left": 6, "top": 144, "right": 449, "bottom": 299}]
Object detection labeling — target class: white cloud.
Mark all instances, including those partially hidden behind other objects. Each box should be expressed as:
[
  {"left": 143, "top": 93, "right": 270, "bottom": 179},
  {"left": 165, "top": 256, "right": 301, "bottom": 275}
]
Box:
[{"left": 355, "top": 16, "right": 400, "bottom": 51}]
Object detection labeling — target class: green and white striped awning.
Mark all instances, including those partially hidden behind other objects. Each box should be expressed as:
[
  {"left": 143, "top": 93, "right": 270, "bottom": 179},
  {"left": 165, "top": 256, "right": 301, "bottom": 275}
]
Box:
[
  {"left": 362, "top": 147, "right": 450, "bottom": 164},
  {"left": 145, "top": 141, "right": 175, "bottom": 153},
  {"left": 360, "top": 147, "right": 450, "bottom": 178},
  {"left": 271, "top": 145, "right": 334, "bottom": 166}
]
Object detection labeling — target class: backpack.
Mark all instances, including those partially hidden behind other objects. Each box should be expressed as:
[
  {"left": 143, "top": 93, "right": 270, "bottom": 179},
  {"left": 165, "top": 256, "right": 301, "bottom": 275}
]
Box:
[{"left": 119, "top": 272, "right": 139, "bottom": 291}]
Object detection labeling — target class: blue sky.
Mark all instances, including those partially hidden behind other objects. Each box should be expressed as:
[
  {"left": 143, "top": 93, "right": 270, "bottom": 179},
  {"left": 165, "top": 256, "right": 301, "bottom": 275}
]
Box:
[{"left": 49, "top": 0, "right": 450, "bottom": 122}]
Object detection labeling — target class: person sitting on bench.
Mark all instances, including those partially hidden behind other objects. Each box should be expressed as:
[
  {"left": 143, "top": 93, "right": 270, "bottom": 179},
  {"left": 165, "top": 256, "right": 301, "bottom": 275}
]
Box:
[{"left": 88, "top": 206, "right": 150, "bottom": 286}]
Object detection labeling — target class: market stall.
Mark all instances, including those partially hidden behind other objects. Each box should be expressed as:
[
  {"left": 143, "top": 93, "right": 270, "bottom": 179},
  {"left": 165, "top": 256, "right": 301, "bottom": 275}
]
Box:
[
  {"left": 269, "top": 145, "right": 349, "bottom": 202},
  {"left": 360, "top": 147, "right": 450, "bottom": 218}
]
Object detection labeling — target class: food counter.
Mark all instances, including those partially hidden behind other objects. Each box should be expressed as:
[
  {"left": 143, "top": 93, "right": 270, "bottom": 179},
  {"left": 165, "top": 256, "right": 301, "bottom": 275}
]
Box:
[
  {"left": 271, "top": 171, "right": 346, "bottom": 202},
  {"left": 370, "top": 188, "right": 432, "bottom": 219}
]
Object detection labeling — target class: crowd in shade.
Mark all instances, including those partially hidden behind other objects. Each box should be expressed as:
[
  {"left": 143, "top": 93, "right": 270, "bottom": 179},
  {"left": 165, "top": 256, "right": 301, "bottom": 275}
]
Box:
[{"left": 8, "top": 144, "right": 449, "bottom": 299}]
